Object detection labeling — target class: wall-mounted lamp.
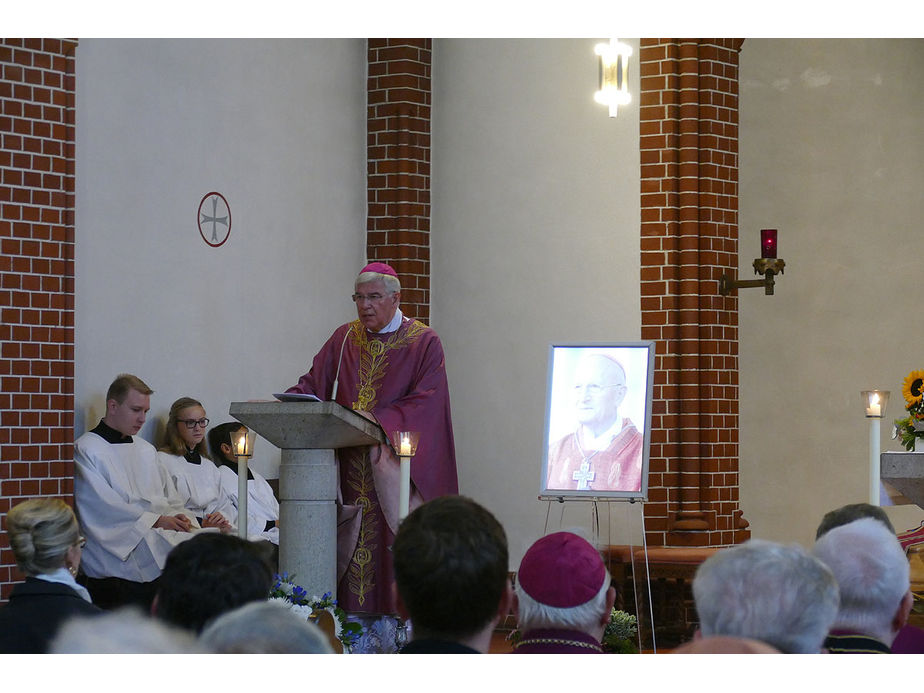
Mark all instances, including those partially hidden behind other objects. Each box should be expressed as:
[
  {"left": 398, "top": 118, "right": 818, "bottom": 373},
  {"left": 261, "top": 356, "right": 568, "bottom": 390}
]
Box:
[
  {"left": 862, "top": 390, "right": 889, "bottom": 506},
  {"left": 719, "top": 228, "right": 786, "bottom": 296},
  {"left": 593, "top": 39, "right": 632, "bottom": 118}
]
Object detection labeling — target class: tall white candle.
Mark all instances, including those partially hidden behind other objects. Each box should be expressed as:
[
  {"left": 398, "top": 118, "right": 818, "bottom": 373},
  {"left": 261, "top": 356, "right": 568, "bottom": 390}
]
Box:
[
  {"left": 399, "top": 456, "right": 411, "bottom": 521},
  {"left": 237, "top": 454, "right": 249, "bottom": 539},
  {"left": 870, "top": 418, "right": 880, "bottom": 506}
]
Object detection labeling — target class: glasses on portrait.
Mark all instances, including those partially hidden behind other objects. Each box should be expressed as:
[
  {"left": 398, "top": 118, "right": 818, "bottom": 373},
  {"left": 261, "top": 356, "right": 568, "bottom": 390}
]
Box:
[
  {"left": 351, "top": 292, "right": 391, "bottom": 303},
  {"left": 178, "top": 418, "right": 210, "bottom": 429},
  {"left": 574, "top": 384, "right": 624, "bottom": 396}
]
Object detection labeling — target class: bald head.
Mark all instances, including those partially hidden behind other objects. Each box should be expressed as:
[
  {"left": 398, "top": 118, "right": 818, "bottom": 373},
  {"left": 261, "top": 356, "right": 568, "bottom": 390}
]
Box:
[{"left": 573, "top": 354, "right": 627, "bottom": 436}]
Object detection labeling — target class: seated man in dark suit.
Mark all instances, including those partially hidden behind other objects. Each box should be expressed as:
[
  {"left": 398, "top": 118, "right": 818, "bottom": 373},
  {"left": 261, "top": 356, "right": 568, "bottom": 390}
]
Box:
[{"left": 393, "top": 495, "right": 512, "bottom": 653}]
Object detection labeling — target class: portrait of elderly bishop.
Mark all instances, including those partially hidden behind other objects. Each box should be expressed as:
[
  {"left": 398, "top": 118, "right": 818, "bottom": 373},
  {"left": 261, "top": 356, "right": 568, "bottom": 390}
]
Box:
[{"left": 547, "top": 352, "right": 644, "bottom": 493}]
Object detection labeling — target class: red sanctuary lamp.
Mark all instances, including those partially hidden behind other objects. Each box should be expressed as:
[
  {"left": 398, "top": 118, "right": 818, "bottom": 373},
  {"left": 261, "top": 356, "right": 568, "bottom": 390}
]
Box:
[
  {"left": 760, "top": 229, "right": 778, "bottom": 259},
  {"left": 719, "top": 228, "right": 787, "bottom": 296}
]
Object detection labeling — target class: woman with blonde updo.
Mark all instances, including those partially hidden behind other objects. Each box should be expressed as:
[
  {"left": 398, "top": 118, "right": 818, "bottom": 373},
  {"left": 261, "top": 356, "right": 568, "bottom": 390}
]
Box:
[{"left": 0, "top": 498, "right": 101, "bottom": 653}]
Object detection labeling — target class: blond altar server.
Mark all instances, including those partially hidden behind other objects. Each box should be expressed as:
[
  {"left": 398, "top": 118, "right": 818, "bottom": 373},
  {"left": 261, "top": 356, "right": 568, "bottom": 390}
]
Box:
[{"left": 74, "top": 374, "right": 197, "bottom": 609}]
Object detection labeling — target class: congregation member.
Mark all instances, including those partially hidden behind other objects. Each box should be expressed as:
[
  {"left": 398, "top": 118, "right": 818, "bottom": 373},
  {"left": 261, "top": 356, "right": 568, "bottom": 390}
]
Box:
[
  {"left": 393, "top": 495, "right": 512, "bottom": 654},
  {"left": 815, "top": 502, "right": 895, "bottom": 539},
  {"left": 283, "top": 261, "right": 458, "bottom": 648},
  {"left": 74, "top": 373, "right": 197, "bottom": 610},
  {"left": 512, "top": 531, "right": 615, "bottom": 653},
  {"left": 814, "top": 502, "right": 924, "bottom": 654},
  {"left": 157, "top": 396, "right": 233, "bottom": 533},
  {"left": 691, "top": 539, "right": 839, "bottom": 653},
  {"left": 153, "top": 532, "right": 274, "bottom": 634},
  {"left": 200, "top": 600, "right": 334, "bottom": 653},
  {"left": 51, "top": 607, "right": 205, "bottom": 653},
  {"left": 546, "top": 352, "right": 643, "bottom": 492},
  {"left": 208, "top": 421, "right": 279, "bottom": 545},
  {"left": 0, "top": 498, "right": 101, "bottom": 653},
  {"left": 813, "top": 517, "right": 913, "bottom": 653},
  {"left": 671, "top": 636, "right": 779, "bottom": 654}
]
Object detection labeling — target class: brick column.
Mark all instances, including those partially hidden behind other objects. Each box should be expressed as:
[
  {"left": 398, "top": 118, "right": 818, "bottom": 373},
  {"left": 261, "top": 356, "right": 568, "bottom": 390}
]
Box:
[
  {"left": 639, "top": 39, "right": 750, "bottom": 547},
  {"left": 0, "top": 38, "right": 77, "bottom": 600},
  {"left": 366, "top": 39, "right": 432, "bottom": 323}
]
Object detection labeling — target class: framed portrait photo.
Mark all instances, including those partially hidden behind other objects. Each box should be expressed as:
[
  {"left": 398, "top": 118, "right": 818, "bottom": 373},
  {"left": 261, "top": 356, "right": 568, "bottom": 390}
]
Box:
[{"left": 540, "top": 341, "right": 655, "bottom": 501}]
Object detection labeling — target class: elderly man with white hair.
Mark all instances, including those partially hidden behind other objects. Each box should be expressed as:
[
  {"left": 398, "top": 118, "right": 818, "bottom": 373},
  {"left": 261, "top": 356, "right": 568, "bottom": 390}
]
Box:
[
  {"left": 813, "top": 517, "right": 913, "bottom": 653},
  {"left": 692, "top": 539, "right": 839, "bottom": 653}
]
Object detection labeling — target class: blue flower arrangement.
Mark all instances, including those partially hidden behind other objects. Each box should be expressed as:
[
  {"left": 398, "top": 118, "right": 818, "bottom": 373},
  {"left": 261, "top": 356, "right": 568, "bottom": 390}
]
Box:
[{"left": 268, "top": 572, "right": 363, "bottom": 650}]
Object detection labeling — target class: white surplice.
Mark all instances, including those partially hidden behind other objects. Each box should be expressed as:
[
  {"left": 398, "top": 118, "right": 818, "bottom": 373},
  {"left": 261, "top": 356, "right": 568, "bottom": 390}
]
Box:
[
  {"left": 74, "top": 432, "right": 196, "bottom": 582},
  {"left": 216, "top": 465, "right": 280, "bottom": 545},
  {"left": 156, "top": 451, "right": 236, "bottom": 524}
]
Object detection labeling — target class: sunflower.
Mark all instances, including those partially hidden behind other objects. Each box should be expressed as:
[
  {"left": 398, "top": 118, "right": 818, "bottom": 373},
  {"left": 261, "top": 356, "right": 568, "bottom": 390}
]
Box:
[{"left": 904, "top": 370, "right": 924, "bottom": 408}]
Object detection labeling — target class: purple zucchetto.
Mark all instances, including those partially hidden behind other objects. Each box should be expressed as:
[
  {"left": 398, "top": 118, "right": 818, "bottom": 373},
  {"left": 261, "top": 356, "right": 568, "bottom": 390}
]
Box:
[
  {"left": 359, "top": 262, "right": 398, "bottom": 278},
  {"left": 517, "top": 532, "right": 607, "bottom": 608}
]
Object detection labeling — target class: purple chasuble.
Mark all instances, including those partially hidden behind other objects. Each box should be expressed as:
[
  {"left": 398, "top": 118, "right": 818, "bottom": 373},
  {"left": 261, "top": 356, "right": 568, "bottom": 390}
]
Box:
[{"left": 287, "top": 316, "right": 458, "bottom": 614}]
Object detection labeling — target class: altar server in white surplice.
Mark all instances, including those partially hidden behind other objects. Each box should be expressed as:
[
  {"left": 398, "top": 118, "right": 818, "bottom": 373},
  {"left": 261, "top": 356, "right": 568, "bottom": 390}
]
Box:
[
  {"left": 156, "top": 397, "right": 234, "bottom": 532},
  {"left": 208, "top": 422, "right": 280, "bottom": 545},
  {"left": 74, "top": 374, "right": 197, "bottom": 610}
]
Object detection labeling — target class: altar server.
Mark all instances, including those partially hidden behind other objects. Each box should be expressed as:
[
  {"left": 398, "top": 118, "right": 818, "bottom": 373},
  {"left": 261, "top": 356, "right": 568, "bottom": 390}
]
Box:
[
  {"left": 208, "top": 421, "right": 279, "bottom": 545},
  {"left": 74, "top": 373, "right": 196, "bottom": 609},
  {"left": 157, "top": 397, "right": 233, "bottom": 533}
]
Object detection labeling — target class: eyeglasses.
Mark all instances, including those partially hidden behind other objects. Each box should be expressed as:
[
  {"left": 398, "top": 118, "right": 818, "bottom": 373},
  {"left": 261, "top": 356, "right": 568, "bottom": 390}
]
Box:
[
  {"left": 178, "top": 418, "right": 210, "bottom": 429},
  {"left": 351, "top": 292, "right": 390, "bottom": 303},
  {"left": 574, "top": 384, "right": 624, "bottom": 396},
  {"left": 76, "top": 536, "right": 87, "bottom": 548}
]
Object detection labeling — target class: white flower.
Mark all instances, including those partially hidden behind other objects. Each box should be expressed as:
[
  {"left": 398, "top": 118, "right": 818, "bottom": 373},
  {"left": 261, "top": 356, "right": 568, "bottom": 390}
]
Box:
[
  {"left": 325, "top": 606, "right": 343, "bottom": 637},
  {"left": 288, "top": 603, "right": 316, "bottom": 621}
]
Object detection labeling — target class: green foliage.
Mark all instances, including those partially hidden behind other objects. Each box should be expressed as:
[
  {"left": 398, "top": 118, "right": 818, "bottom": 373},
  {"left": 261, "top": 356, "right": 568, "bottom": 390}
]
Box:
[{"left": 602, "top": 609, "right": 639, "bottom": 654}]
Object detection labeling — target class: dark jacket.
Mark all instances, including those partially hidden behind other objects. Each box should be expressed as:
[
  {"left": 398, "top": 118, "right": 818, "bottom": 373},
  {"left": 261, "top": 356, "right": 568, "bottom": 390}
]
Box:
[{"left": 0, "top": 577, "right": 102, "bottom": 653}]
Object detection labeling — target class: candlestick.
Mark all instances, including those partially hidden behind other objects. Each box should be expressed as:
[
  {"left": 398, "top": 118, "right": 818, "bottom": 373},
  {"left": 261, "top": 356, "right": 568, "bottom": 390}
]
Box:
[
  {"left": 230, "top": 427, "right": 256, "bottom": 540},
  {"left": 391, "top": 431, "right": 420, "bottom": 522},
  {"left": 237, "top": 454, "right": 249, "bottom": 539},
  {"left": 860, "top": 391, "right": 889, "bottom": 506},
  {"left": 399, "top": 455, "right": 411, "bottom": 520}
]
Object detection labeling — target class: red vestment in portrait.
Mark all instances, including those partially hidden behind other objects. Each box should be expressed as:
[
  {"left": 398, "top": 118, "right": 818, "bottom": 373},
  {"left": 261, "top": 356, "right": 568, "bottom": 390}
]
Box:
[{"left": 547, "top": 419, "right": 643, "bottom": 493}]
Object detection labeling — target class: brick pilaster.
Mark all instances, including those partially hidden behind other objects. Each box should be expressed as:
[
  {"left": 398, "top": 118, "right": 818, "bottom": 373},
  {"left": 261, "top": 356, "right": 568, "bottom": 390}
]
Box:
[
  {"left": 366, "top": 39, "right": 431, "bottom": 323},
  {"left": 0, "top": 38, "right": 77, "bottom": 601},
  {"left": 639, "top": 39, "right": 750, "bottom": 547}
]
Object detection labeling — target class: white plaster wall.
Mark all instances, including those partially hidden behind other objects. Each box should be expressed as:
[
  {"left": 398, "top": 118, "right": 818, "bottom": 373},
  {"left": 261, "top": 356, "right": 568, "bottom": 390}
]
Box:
[
  {"left": 75, "top": 39, "right": 368, "bottom": 478},
  {"left": 739, "top": 39, "right": 924, "bottom": 546},
  {"left": 432, "top": 39, "right": 642, "bottom": 566}
]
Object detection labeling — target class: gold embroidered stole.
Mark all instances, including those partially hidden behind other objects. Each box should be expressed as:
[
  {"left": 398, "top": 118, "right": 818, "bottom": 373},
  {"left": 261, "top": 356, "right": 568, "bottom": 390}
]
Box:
[{"left": 344, "top": 319, "right": 427, "bottom": 606}]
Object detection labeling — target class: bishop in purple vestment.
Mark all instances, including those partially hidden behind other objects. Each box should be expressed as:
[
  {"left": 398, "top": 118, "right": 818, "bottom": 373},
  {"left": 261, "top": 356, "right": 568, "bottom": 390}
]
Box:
[{"left": 285, "top": 263, "right": 458, "bottom": 616}]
